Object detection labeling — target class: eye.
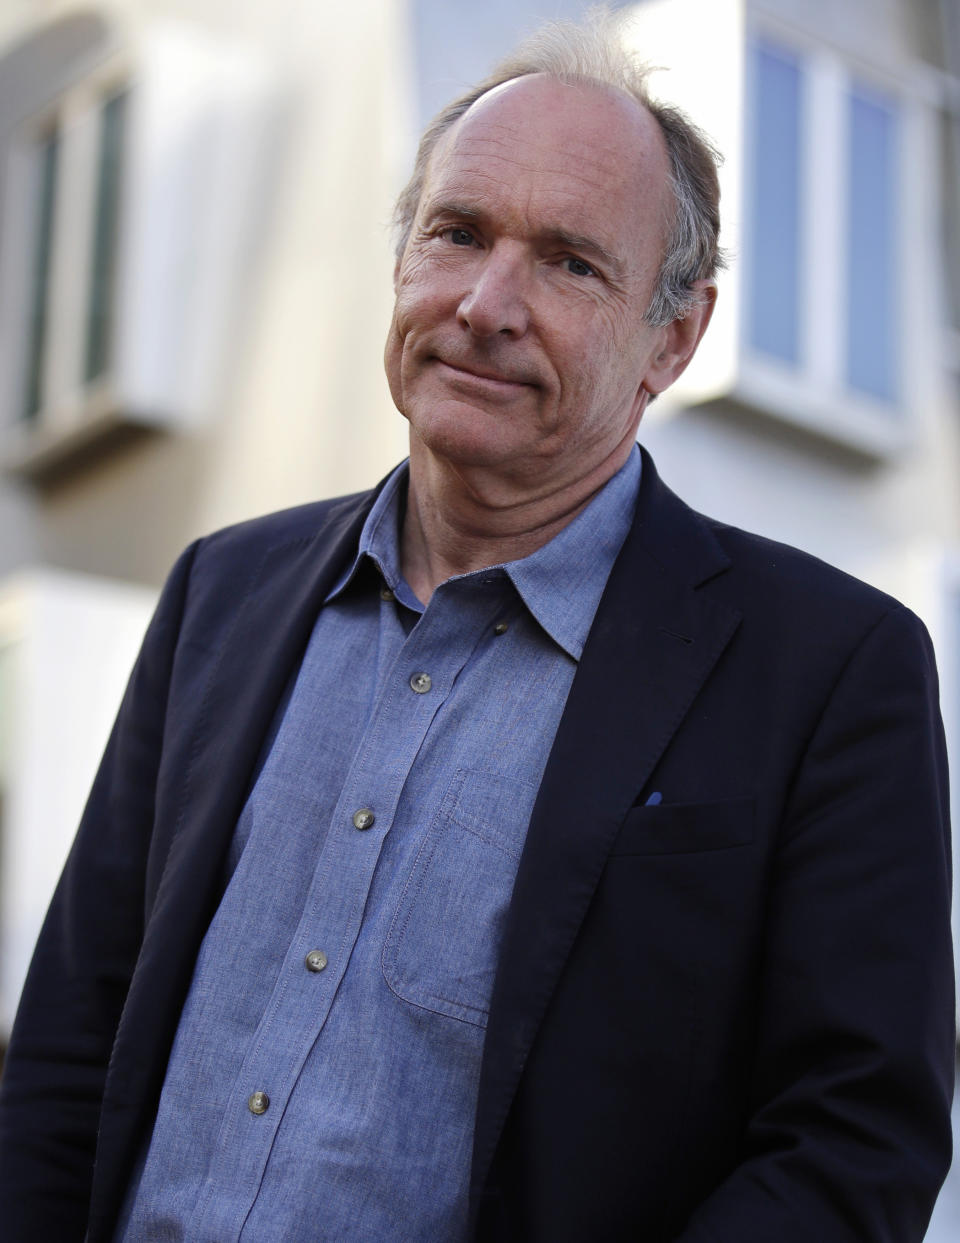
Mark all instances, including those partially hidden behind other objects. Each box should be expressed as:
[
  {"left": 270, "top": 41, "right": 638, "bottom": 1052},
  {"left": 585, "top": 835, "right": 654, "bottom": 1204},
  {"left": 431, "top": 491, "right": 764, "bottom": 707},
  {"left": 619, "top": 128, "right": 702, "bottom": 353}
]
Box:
[
  {"left": 444, "top": 227, "right": 476, "bottom": 247},
  {"left": 564, "top": 256, "right": 596, "bottom": 278}
]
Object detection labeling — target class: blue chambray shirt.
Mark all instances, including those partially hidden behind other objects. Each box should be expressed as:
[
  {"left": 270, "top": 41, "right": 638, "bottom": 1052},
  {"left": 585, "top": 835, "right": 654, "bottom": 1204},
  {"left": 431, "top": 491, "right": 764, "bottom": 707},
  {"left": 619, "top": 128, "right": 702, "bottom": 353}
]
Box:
[{"left": 117, "top": 448, "right": 642, "bottom": 1243}]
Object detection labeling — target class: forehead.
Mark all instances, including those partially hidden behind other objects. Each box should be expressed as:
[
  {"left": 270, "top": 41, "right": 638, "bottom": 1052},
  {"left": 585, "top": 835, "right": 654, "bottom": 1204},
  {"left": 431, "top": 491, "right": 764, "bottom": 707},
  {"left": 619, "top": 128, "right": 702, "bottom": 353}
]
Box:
[{"left": 421, "top": 75, "right": 672, "bottom": 262}]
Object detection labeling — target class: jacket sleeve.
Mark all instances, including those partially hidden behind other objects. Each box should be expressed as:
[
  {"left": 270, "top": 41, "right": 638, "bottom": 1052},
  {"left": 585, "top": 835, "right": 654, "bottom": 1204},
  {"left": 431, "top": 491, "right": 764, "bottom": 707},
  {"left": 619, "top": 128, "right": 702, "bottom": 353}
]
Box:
[
  {"left": 0, "top": 541, "right": 199, "bottom": 1242},
  {"left": 677, "top": 604, "right": 955, "bottom": 1243}
]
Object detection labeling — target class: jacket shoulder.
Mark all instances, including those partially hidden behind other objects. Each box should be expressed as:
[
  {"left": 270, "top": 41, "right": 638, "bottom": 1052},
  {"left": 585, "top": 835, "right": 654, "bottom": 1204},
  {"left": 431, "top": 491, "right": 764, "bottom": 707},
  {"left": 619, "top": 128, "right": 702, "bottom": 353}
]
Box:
[
  {"left": 636, "top": 450, "right": 909, "bottom": 636},
  {"left": 709, "top": 516, "right": 899, "bottom": 607},
  {"left": 192, "top": 487, "right": 378, "bottom": 567},
  {"left": 694, "top": 514, "right": 936, "bottom": 680}
]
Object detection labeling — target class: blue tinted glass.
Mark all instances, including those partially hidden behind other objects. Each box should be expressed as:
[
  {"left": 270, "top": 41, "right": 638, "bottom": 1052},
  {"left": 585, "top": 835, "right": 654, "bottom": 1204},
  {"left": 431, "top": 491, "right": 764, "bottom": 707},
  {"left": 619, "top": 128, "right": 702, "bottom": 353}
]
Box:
[
  {"left": 846, "top": 85, "right": 899, "bottom": 404},
  {"left": 748, "top": 41, "right": 803, "bottom": 365}
]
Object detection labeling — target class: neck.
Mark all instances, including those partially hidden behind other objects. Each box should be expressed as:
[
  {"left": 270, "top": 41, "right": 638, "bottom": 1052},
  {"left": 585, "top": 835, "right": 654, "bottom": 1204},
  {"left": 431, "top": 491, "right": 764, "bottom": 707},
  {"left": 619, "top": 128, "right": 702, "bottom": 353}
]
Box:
[{"left": 400, "top": 435, "right": 636, "bottom": 605}]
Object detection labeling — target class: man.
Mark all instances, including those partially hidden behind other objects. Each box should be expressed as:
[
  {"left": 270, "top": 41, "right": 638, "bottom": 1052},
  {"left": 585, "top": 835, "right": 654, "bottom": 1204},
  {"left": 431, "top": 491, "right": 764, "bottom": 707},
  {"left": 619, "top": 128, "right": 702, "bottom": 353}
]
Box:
[{"left": 0, "top": 17, "right": 953, "bottom": 1243}]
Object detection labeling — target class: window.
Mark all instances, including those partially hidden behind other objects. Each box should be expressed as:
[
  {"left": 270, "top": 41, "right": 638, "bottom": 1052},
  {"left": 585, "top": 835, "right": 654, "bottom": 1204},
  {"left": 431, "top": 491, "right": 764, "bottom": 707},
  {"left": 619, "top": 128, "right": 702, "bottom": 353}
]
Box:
[
  {"left": 0, "top": 17, "right": 276, "bottom": 480},
  {"left": 845, "top": 81, "right": 900, "bottom": 404},
  {"left": 747, "top": 39, "right": 904, "bottom": 407},
  {"left": 616, "top": 0, "right": 949, "bottom": 455},
  {"left": 84, "top": 89, "right": 127, "bottom": 387},
  {"left": 748, "top": 40, "right": 803, "bottom": 368},
  {"left": 740, "top": 27, "right": 927, "bottom": 454},
  {"left": 23, "top": 125, "right": 59, "bottom": 423},
  {"left": 17, "top": 84, "right": 128, "bottom": 427},
  {"left": 0, "top": 54, "right": 133, "bottom": 474}
]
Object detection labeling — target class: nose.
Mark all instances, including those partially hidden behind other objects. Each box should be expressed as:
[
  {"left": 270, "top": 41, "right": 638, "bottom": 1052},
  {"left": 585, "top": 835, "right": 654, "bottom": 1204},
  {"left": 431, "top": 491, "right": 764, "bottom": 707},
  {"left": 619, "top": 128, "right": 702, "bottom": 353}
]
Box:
[{"left": 456, "top": 247, "right": 530, "bottom": 338}]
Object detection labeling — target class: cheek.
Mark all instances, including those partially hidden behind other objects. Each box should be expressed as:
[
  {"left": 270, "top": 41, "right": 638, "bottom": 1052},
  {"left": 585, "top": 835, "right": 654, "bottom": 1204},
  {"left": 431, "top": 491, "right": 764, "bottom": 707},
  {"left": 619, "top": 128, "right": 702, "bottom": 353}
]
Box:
[
  {"left": 552, "top": 316, "right": 651, "bottom": 429},
  {"left": 394, "top": 249, "right": 458, "bottom": 319},
  {"left": 385, "top": 275, "right": 429, "bottom": 369},
  {"left": 552, "top": 315, "right": 623, "bottom": 397},
  {"left": 384, "top": 277, "right": 449, "bottom": 416},
  {"left": 390, "top": 280, "right": 442, "bottom": 356},
  {"left": 585, "top": 310, "right": 657, "bottom": 391},
  {"left": 384, "top": 311, "right": 406, "bottom": 413}
]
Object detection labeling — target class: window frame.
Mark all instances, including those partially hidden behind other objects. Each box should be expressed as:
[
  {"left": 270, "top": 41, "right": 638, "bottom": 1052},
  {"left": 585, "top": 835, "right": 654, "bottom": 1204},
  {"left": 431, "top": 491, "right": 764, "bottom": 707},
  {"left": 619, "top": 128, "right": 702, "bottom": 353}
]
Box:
[
  {"left": 737, "top": 15, "right": 939, "bottom": 456},
  {"left": 0, "top": 18, "right": 278, "bottom": 483},
  {"left": 0, "top": 52, "right": 133, "bottom": 472}
]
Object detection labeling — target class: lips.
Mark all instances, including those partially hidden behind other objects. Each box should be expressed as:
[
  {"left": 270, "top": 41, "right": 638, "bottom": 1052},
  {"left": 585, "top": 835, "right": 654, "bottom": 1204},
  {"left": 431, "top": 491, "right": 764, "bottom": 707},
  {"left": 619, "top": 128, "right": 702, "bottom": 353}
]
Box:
[{"left": 433, "top": 356, "right": 536, "bottom": 390}]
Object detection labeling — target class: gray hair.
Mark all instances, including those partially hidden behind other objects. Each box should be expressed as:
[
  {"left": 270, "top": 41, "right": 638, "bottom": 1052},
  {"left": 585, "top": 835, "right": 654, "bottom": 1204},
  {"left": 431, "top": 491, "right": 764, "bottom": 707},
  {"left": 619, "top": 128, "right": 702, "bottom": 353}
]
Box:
[{"left": 393, "top": 11, "right": 725, "bottom": 326}]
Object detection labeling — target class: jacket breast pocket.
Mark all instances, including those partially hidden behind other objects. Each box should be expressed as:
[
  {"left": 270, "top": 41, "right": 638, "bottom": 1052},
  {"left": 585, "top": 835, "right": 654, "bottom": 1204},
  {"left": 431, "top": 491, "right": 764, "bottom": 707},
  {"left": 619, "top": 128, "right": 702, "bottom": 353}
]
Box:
[
  {"left": 381, "top": 768, "right": 535, "bottom": 1028},
  {"left": 608, "top": 796, "right": 755, "bottom": 857}
]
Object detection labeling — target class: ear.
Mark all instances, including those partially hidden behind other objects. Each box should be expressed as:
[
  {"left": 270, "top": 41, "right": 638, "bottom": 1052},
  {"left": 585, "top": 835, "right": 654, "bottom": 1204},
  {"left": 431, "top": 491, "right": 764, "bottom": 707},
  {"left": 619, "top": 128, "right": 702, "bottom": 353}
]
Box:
[{"left": 641, "top": 280, "right": 717, "bottom": 396}]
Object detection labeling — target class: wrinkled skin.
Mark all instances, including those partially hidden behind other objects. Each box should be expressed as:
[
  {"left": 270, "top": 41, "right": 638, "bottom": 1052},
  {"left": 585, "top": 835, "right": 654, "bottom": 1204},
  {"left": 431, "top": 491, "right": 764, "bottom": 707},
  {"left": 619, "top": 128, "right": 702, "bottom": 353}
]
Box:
[{"left": 383, "top": 73, "right": 715, "bottom": 596}]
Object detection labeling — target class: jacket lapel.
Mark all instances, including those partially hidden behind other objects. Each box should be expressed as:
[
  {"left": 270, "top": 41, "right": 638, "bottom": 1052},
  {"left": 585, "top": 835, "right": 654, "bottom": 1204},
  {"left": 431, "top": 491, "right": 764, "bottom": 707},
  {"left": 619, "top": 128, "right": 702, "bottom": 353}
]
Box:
[
  {"left": 92, "top": 486, "right": 380, "bottom": 1239},
  {"left": 470, "top": 453, "right": 742, "bottom": 1204},
  {"left": 149, "top": 493, "right": 377, "bottom": 917}
]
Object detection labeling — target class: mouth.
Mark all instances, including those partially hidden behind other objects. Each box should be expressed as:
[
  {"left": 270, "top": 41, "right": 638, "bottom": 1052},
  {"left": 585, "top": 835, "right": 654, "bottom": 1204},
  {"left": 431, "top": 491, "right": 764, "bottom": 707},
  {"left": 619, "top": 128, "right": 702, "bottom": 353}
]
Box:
[{"left": 433, "top": 358, "right": 535, "bottom": 393}]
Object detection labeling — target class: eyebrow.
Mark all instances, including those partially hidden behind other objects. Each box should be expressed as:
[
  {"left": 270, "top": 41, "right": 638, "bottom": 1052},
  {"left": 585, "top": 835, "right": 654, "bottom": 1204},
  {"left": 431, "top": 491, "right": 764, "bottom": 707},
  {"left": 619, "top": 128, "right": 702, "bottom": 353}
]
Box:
[
  {"left": 425, "top": 200, "right": 627, "bottom": 279},
  {"left": 539, "top": 228, "right": 626, "bottom": 279},
  {"left": 427, "top": 200, "right": 482, "bottom": 221}
]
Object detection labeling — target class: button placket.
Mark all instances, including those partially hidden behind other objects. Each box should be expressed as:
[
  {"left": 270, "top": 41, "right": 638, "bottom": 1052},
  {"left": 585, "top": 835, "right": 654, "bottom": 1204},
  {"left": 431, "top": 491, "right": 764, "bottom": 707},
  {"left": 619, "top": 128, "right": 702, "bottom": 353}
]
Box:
[
  {"left": 192, "top": 567, "right": 528, "bottom": 1236},
  {"left": 222, "top": 582, "right": 489, "bottom": 1220}
]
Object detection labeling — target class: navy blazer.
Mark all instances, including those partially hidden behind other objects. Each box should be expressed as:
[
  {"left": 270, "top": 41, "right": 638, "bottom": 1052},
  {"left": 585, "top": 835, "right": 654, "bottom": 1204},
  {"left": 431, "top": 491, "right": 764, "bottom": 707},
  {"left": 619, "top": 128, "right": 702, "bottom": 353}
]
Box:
[{"left": 0, "top": 450, "right": 953, "bottom": 1241}]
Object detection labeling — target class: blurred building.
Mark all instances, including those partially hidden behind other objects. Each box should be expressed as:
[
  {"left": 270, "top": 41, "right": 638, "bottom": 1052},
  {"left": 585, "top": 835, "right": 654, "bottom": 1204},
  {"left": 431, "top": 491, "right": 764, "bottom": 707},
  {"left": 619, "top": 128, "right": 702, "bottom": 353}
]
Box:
[
  {"left": 0, "top": 0, "right": 958, "bottom": 1229},
  {"left": 0, "top": 0, "right": 413, "bottom": 1032}
]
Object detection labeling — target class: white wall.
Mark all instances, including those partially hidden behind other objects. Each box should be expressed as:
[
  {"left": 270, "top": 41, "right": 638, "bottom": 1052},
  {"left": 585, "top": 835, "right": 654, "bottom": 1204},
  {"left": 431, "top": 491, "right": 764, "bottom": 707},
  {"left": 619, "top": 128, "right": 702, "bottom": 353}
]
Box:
[{"left": 0, "top": 570, "right": 155, "bottom": 1036}]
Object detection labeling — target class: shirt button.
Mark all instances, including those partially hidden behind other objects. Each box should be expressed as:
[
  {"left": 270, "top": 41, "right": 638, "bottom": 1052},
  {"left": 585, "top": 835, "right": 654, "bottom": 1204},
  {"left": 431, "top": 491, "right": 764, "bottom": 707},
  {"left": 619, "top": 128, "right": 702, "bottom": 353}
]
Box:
[
  {"left": 305, "top": 949, "right": 328, "bottom": 972},
  {"left": 409, "top": 671, "right": 432, "bottom": 694},
  {"left": 380, "top": 586, "right": 395, "bottom": 602},
  {"left": 248, "top": 1091, "right": 270, "bottom": 1115},
  {"left": 493, "top": 622, "right": 509, "bottom": 635},
  {"left": 353, "top": 807, "right": 375, "bottom": 831}
]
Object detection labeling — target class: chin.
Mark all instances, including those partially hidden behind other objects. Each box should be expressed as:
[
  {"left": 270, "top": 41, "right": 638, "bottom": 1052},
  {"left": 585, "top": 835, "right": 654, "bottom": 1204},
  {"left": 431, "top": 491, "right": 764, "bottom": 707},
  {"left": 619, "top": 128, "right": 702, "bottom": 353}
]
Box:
[{"left": 408, "top": 403, "right": 522, "bottom": 470}]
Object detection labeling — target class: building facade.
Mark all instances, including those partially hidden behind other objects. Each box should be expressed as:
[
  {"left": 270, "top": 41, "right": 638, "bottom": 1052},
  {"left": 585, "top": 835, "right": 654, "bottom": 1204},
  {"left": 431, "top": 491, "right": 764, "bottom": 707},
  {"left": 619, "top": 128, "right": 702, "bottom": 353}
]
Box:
[{"left": 0, "top": 0, "right": 957, "bottom": 1232}]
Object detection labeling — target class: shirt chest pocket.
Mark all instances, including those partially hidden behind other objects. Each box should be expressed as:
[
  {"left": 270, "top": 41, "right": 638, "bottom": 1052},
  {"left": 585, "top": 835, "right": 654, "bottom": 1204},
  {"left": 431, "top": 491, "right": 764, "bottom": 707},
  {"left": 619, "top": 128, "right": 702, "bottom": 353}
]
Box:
[{"left": 381, "top": 768, "right": 536, "bottom": 1028}]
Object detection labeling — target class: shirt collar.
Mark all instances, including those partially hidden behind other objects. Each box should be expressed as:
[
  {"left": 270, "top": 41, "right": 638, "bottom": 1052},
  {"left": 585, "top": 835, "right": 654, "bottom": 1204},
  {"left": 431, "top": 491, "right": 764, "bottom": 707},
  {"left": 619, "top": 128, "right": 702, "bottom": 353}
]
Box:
[
  {"left": 324, "top": 462, "right": 412, "bottom": 606},
  {"left": 327, "top": 446, "right": 643, "bottom": 661},
  {"left": 502, "top": 445, "right": 641, "bottom": 660}
]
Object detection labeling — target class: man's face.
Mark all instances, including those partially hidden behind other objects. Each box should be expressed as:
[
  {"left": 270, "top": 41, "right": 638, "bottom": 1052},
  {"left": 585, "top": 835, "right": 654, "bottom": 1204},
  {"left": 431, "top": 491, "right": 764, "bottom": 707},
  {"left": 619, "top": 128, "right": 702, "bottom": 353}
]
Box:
[{"left": 384, "top": 74, "right": 680, "bottom": 496}]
